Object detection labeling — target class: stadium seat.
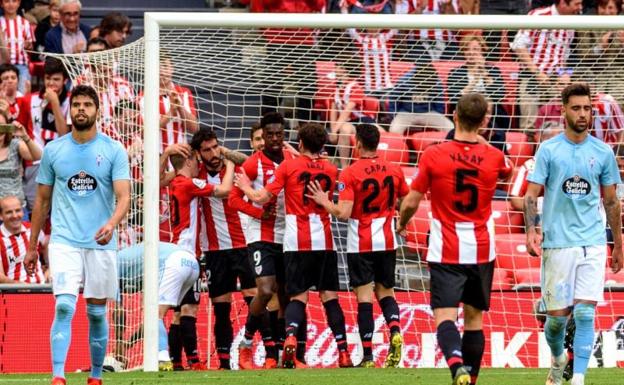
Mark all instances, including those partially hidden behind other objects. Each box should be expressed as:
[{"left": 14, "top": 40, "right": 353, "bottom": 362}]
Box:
[
  {"left": 492, "top": 268, "right": 514, "bottom": 291},
  {"left": 513, "top": 268, "right": 541, "bottom": 286},
  {"left": 409, "top": 131, "right": 447, "bottom": 162},
  {"left": 491, "top": 200, "right": 524, "bottom": 235},
  {"left": 495, "top": 233, "right": 540, "bottom": 279},
  {"left": 352, "top": 130, "right": 410, "bottom": 165},
  {"left": 505, "top": 132, "right": 535, "bottom": 167},
  {"left": 404, "top": 199, "right": 431, "bottom": 256}
]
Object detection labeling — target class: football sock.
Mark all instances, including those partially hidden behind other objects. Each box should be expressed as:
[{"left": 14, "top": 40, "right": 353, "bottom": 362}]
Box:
[
  {"left": 545, "top": 315, "right": 567, "bottom": 358},
  {"left": 357, "top": 302, "right": 374, "bottom": 359},
  {"left": 213, "top": 302, "right": 233, "bottom": 369},
  {"left": 296, "top": 311, "right": 307, "bottom": 362},
  {"left": 86, "top": 303, "right": 108, "bottom": 379},
  {"left": 379, "top": 296, "right": 401, "bottom": 335},
  {"left": 180, "top": 316, "right": 199, "bottom": 363},
  {"left": 168, "top": 323, "right": 182, "bottom": 363},
  {"left": 437, "top": 320, "right": 463, "bottom": 378},
  {"left": 260, "top": 311, "right": 277, "bottom": 360},
  {"left": 573, "top": 304, "right": 596, "bottom": 375},
  {"left": 243, "top": 312, "right": 264, "bottom": 343},
  {"left": 285, "top": 300, "right": 306, "bottom": 338},
  {"left": 323, "top": 299, "right": 348, "bottom": 352},
  {"left": 50, "top": 294, "right": 77, "bottom": 379},
  {"left": 462, "top": 330, "right": 485, "bottom": 385},
  {"left": 277, "top": 317, "right": 286, "bottom": 350},
  {"left": 158, "top": 319, "right": 169, "bottom": 355}
]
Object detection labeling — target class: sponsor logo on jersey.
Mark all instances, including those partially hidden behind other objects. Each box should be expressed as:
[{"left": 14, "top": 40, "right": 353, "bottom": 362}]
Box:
[
  {"left": 192, "top": 178, "right": 207, "bottom": 189},
  {"left": 67, "top": 170, "right": 98, "bottom": 197},
  {"left": 562, "top": 175, "right": 591, "bottom": 199}
]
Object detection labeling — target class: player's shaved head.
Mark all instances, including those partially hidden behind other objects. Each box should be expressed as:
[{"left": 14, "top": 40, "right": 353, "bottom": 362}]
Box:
[
  {"left": 455, "top": 93, "right": 489, "bottom": 133},
  {"left": 355, "top": 123, "right": 380, "bottom": 151},
  {"left": 298, "top": 122, "right": 326, "bottom": 154}
]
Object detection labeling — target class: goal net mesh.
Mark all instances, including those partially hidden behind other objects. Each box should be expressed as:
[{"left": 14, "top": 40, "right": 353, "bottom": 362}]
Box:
[{"left": 50, "top": 24, "right": 624, "bottom": 371}]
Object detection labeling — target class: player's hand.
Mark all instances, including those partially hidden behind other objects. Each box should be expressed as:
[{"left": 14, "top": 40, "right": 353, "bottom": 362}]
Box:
[
  {"left": 95, "top": 223, "right": 115, "bottom": 245},
  {"left": 611, "top": 246, "right": 623, "bottom": 274},
  {"left": 234, "top": 170, "right": 251, "bottom": 189},
  {"left": 526, "top": 227, "right": 542, "bottom": 257},
  {"left": 165, "top": 143, "right": 191, "bottom": 158},
  {"left": 24, "top": 249, "right": 38, "bottom": 275},
  {"left": 169, "top": 89, "right": 182, "bottom": 109},
  {"left": 73, "top": 41, "right": 85, "bottom": 53},
  {"left": 261, "top": 204, "right": 276, "bottom": 219},
  {"left": 0, "top": 97, "right": 9, "bottom": 114},
  {"left": 305, "top": 180, "right": 330, "bottom": 207}
]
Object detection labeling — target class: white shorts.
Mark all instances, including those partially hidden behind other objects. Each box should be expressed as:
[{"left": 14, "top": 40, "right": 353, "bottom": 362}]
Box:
[
  {"left": 541, "top": 245, "right": 606, "bottom": 311},
  {"left": 48, "top": 243, "right": 118, "bottom": 300},
  {"left": 159, "top": 250, "right": 200, "bottom": 306}
]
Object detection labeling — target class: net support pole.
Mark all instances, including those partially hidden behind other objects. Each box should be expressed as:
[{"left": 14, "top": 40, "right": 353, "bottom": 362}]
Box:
[{"left": 143, "top": 13, "right": 160, "bottom": 373}]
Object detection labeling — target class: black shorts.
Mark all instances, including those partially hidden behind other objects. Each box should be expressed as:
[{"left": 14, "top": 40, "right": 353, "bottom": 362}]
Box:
[
  {"left": 173, "top": 278, "right": 201, "bottom": 311},
  {"left": 205, "top": 248, "right": 256, "bottom": 298},
  {"left": 284, "top": 250, "right": 340, "bottom": 296},
  {"left": 428, "top": 261, "right": 495, "bottom": 311},
  {"left": 348, "top": 250, "right": 396, "bottom": 289},
  {"left": 248, "top": 241, "right": 285, "bottom": 283}
]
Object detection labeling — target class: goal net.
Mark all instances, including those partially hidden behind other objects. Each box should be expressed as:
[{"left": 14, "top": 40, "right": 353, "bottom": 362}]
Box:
[{"left": 44, "top": 13, "right": 624, "bottom": 372}]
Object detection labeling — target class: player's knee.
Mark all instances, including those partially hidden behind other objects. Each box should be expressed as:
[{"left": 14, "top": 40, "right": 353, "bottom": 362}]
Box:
[
  {"left": 86, "top": 303, "right": 107, "bottom": 325},
  {"left": 573, "top": 303, "right": 595, "bottom": 325},
  {"left": 256, "top": 285, "right": 274, "bottom": 301},
  {"left": 54, "top": 294, "right": 77, "bottom": 321}
]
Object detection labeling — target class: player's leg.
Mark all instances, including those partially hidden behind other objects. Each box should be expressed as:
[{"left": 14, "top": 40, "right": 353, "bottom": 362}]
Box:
[
  {"left": 83, "top": 249, "right": 119, "bottom": 384},
  {"left": 542, "top": 248, "right": 578, "bottom": 385},
  {"left": 168, "top": 309, "right": 183, "bottom": 370},
  {"left": 318, "top": 251, "right": 351, "bottom": 368},
  {"left": 373, "top": 251, "right": 402, "bottom": 368},
  {"left": 47, "top": 243, "right": 82, "bottom": 383},
  {"left": 569, "top": 245, "right": 607, "bottom": 385},
  {"left": 429, "top": 262, "right": 470, "bottom": 385},
  {"left": 180, "top": 301, "right": 203, "bottom": 369},
  {"left": 157, "top": 305, "right": 174, "bottom": 371},
  {"left": 348, "top": 251, "right": 376, "bottom": 367},
  {"left": 206, "top": 250, "right": 235, "bottom": 370}
]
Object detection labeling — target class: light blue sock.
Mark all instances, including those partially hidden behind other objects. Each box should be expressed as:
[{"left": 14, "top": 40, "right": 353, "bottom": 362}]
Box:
[
  {"left": 573, "top": 303, "right": 596, "bottom": 375},
  {"left": 87, "top": 303, "right": 108, "bottom": 379},
  {"left": 544, "top": 315, "right": 567, "bottom": 358},
  {"left": 50, "top": 294, "right": 77, "bottom": 378},
  {"left": 159, "top": 319, "right": 169, "bottom": 353}
]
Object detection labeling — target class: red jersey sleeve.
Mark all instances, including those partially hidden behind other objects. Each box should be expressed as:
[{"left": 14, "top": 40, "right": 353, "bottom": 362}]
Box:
[
  {"left": 228, "top": 156, "right": 264, "bottom": 219},
  {"left": 185, "top": 178, "right": 215, "bottom": 197},
  {"left": 16, "top": 95, "right": 32, "bottom": 137},
  {"left": 396, "top": 166, "right": 410, "bottom": 198},
  {"left": 265, "top": 160, "right": 288, "bottom": 197},
  {"left": 411, "top": 148, "right": 433, "bottom": 193},
  {"left": 498, "top": 152, "right": 513, "bottom": 179},
  {"left": 338, "top": 167, "right": 355, "bottom": 202},
  {"left": 350, "top": 84, "right": 365, "bottom": 108}
]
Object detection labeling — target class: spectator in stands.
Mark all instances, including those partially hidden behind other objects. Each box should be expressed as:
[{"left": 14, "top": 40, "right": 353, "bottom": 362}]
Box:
[
  {"left": 511, "top": 0, "right": 582, "bottom": 133},
  {"left": 44, "top": 0, "right": 90, "bottom": 54},
  {"left": 34, "top": 0, "right": 61, "bottom": 61},
  {"left": 1, "top": 0, "right": 34, "bottom": 94},
  {"left": 0, "top": 64, "right": 23, "bottom": 121},
  {"left": 0, "top": 195, "right": 46, "bottom": 284},
  {"left": 339, "top": 0, "right": 394, "bottom": 13},
  {"left": 347, "top": 27, "right": 397, "bottom": 94},
  {"left": 447, "top": 33, "right": 510, "bottom": 130},
  {"left": 387, "top": 62, "right": 452, "bottom": 135},
  {"left": 17, "top": 57, "right": 69, "bottom": 212},
  {"left": 98, "top": 12, "right": 132, "bottom": 49},
  {"left": 573, "top": 0, "right": 624, "bottom": 103},
  {"left": 0, "top": 111, "right": 41, "bottom": 209},
  {"left": 328, "top": 62, "right": 379, "bottom": 168},
  {"left": 479, "top": 1, "right": 529, "bottom": 60}
]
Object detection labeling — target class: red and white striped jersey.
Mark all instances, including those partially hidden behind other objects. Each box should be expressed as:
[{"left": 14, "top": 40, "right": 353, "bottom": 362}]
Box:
[
  {"left": 0, "top": 16, "right": 32, "bottom": 65},
  {"left": 411, "top": 140, "right": 512, "bottom": 264},
  {"left": 169, "top": 175, "right": 215, "bottom": 256},
  {"left": 198, "top": 164, "right": 247, "bottom": 251},
  {"left": 139, "top": 83, "right": 197, "bottom": 154},
  {"left": 0, "top": 223, "right": 44, "bottom": 283},
  {"left": 395, "top": 0, "right": 458, "bottom": 42},
  {"left": 17, "top": 92, "right": 70, "bottom": 151},
  {"left": 266, "top": 154, "right": 338, "bottom": 252},
  {"left": 334, "top": 81, "right": 375, "bottom": 121},
  {"left": 348, "top": 28, "right": 396, "bottom": 92},
  {"left": 509, "top": 157, "right": 535, "bottom": 198},
  {"left": 7, "top": 94, "right": 22, "bottom": 121},
  {"left": 230, "top": 149, "right": 295, "bottom": 245},
  {"left": 511, "top": 5, "right": 574, "bottom": 75},
  {"left": 339, "top": 157, "right": 409, "bottom": 253},
  {"left": 592, "top": 93, "right": 624, "bottom": 145}
]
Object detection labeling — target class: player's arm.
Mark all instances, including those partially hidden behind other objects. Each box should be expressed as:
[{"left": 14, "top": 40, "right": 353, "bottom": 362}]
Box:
[
  {"left": 523, "top": 182, "right": 543, "bottom": 257},
  {"left": 306, "top": 180, "right": 354, "bottom": 220},
  {"left": 159, "top": 143, "right": 191, "bottom": 187},
  {"left": 227, "top": 158, "right": 266, "bottom": 219},
  {"left": 603, "top": 183, "right": 623, "bottom": 272},
  {"left": 234, "top": 170, "right": 273, "bottom": 204},
  {"left": 397, "top": 190, "right": 425, "bottom": 235},
  {"left": 95, "top": 179, "right": 131, "bottom": 245},
  {"left": 212, "top": 159, "right": 235, "bottom": 198},
  {"left": 220, "top": 146, "right": 248, "bottom": 165},
  {"left": 25, "top": 184, "right": 52, "bottom": 274}
]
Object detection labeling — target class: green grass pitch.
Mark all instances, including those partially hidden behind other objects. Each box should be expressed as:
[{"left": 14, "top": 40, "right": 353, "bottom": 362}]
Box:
[{"left": 1, "top": 369, "right": 622, "bottom": 385}]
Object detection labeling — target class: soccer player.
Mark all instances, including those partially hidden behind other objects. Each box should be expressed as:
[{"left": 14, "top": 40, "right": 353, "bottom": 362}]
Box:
[
  {"left": 306, "top": 123, "right": 409, "bottom": 368},
  {"left": 24, "top": 84, "right": 131, "bottom": 385},
  {"left": 165, "top": 145, "right": 234, "bottom": 370},
  {"left": 523, "top": 82, "right": 623, "bottom": 385},
  {"left": 250, "top": 122, "right": 264, "bottom": 152},
  {"left": 397, "top": 93, "right": 512, "bottom": 385},
  {"left": 116, "top": 242, "right": 199, "bottom": 371},
  {"left": 235, "top": 122, "right": 353, "bottom": 369}
]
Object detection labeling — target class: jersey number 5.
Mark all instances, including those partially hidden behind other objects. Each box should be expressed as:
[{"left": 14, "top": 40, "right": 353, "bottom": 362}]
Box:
[{"left": 454, "top": 169, "right": 479, "bottom": 213}]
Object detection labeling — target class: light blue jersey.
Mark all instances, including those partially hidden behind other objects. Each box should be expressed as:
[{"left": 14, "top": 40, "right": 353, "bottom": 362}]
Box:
[
  {"left": 528, "top": 133, "right": 621, "bottom": 248},
  {"left": 117, "top": 242, "right": 183, "bottom": 281},
  {"left": 36, "top": 133, "right": 130, "bottom": 250}
]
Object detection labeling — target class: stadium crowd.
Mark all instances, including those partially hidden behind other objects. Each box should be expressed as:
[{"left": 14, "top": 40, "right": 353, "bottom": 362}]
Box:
[{"left": 0, "top": 1, "right": 622, "bottom": 385}]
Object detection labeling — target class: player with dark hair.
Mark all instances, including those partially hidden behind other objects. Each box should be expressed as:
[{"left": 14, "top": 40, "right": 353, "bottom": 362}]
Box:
[
  {"left": 25, "top": 84, "right": 131, "bottom": 385},
  {"left": 0, "top": 63, "right": 21, "bottom": 121},
  {"left": 98, "top": 12, "right": 132, "bottom": 49},
  {"left": 250, "top": 122, "right": 264, "bottom": 152},
  {"left": 397, "top": 93, "right": 512, "bottom": 385},
  {"left": 235, "top": 122, "right": 353, "bottom": 369},
  {"left": 307, "top": 123, "right": 409, "bottom": 368},
  {"left": 524, "top": 82, "right": 623, "bottom": 385}
]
